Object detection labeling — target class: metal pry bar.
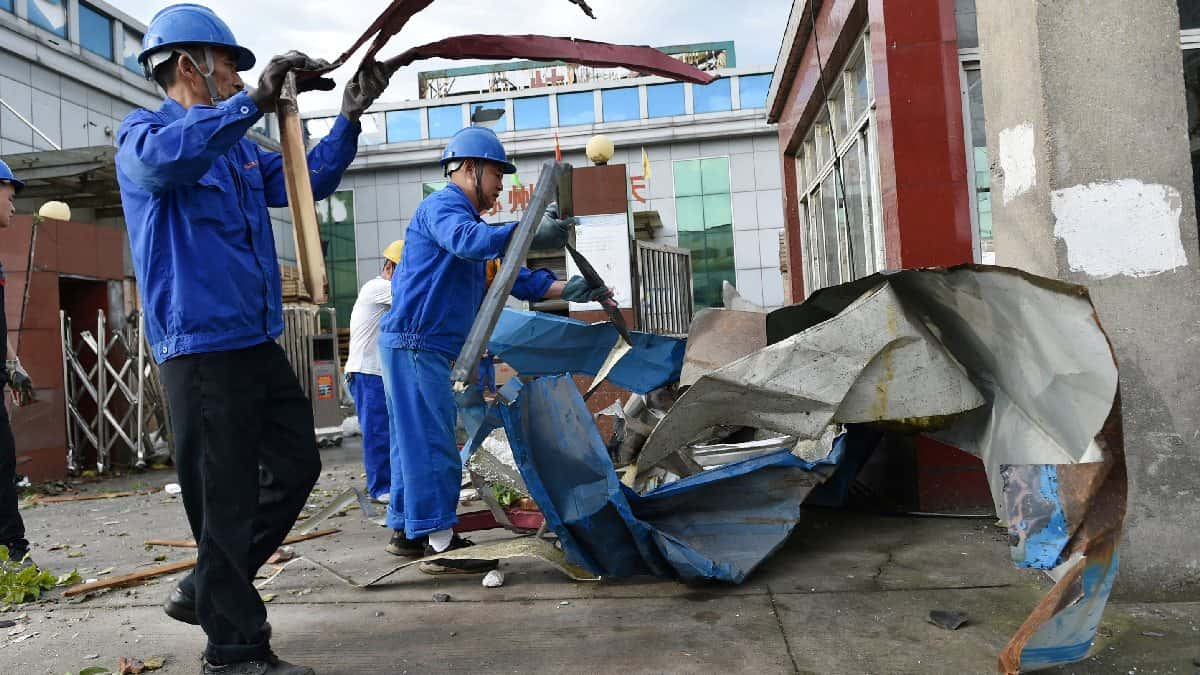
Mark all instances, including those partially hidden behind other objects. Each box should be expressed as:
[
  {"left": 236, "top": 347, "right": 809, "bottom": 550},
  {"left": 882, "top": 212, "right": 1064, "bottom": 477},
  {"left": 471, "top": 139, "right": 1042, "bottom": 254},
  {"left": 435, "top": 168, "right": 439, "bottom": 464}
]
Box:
[{"left": 451, "top": 161, "right": 571, "bottom": 390}]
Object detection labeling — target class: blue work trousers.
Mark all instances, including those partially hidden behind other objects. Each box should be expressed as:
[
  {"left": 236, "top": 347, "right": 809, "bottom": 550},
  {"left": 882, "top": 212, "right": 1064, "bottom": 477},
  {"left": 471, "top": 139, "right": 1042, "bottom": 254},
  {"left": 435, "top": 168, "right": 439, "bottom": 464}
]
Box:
[
  {"left": 346, "top": 373, "right": 391, "bottom": 500},
  {"left": 381, "top": 347, "right": 460, "bottom": 536}
]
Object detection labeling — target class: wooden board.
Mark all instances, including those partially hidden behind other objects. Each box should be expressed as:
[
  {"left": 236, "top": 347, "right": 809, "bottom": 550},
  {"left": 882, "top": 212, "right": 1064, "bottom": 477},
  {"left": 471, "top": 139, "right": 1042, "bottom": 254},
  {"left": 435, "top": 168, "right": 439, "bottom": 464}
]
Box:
[
  {"left": 144, "top": 528, "right": 341, "bottom": 549},
  {"left": 63, "top": 560, "right": 196, "bottom": 597},
  {"left": 277, "top": 72, "right": 328, "bottom": 305}
]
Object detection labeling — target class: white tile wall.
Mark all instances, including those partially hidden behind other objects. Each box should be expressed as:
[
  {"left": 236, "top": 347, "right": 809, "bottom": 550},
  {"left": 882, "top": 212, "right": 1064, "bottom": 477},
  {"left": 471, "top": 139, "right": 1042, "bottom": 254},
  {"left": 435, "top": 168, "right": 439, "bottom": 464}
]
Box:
[
  {"left": 729, "top": 153, "right": 757, "bottom": 193},
  {"left": 732, "top": 191, "right": 759, "bottom": 231},
  {"left": 761, "top": 267, "right": 785, "bottom": 307},
  {"left": 753, "top": 151, "right": 782, "bottom": 190},
  {"left": 734, "top": 229, "right": 761, "bottom": 270},
  {"left": 757, "top": 189, "right": 784, "bottom": 230},
  {"left": 734, "top": 268, "right": 764, "bottom": 306}
]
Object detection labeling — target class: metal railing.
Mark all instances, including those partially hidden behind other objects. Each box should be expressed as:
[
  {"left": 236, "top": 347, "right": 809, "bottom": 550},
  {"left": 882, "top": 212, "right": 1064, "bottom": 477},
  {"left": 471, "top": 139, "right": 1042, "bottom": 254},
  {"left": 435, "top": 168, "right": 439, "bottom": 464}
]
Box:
[
  {"left": 60, "top": 310, "right": 172, "bottom": 474},
  {"left": 632, "top": 241, "right": 694, "bottom": 337}
]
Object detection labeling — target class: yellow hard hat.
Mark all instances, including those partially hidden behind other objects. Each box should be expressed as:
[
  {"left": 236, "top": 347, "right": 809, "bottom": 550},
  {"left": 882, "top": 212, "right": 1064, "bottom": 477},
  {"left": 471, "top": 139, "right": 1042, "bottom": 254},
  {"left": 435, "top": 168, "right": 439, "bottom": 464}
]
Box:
[{"left": 382, "top": 239, "right": 404, "bottom": 263}]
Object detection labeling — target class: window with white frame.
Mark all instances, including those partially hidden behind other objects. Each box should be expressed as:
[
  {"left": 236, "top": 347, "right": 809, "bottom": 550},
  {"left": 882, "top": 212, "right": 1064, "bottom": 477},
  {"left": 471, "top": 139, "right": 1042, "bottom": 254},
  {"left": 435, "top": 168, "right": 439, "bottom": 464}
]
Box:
[{"left": 795, "top": 33, "right": 882, "bottom": 292}]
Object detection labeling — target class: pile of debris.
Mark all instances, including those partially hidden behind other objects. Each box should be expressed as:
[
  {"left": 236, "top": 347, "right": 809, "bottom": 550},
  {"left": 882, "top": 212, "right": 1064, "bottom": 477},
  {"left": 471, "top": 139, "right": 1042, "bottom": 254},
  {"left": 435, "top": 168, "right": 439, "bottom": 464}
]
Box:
[{"left": 467, "top": 265, "right": 1124, "bottom": 673}]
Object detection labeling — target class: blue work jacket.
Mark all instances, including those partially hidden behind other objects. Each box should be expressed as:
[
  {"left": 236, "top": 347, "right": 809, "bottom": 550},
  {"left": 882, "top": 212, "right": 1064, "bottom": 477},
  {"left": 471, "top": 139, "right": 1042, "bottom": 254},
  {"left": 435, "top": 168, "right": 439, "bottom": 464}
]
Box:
[
  {"left": 379, "top": 183, "right": 555, "bottom": 359},
  {"left": 116, "top": 91, "right": 360, "bottom": 363}
]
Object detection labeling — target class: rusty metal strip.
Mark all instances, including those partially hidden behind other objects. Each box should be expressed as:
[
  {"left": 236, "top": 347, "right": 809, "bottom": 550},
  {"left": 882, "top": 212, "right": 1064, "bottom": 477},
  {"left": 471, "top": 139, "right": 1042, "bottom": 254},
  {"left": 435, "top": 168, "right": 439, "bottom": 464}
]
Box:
[
  {"left": 306, "top": 0, "right": 597, "bottom": 77},
  {"left": 384, "top": 34, "right": 716, "bottom": 84}
]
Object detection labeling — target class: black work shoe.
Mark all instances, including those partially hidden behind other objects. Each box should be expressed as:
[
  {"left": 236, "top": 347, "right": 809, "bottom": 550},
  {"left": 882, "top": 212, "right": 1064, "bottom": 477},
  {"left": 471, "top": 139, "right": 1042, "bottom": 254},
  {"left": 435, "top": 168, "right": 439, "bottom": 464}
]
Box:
[
  {"left": 165, "top": 581, "right": 272, "bottom": 640},
  {"left": 163, "top": 581, "right": 198, "bottom": 625},
  {"left": 202, "top": 653, "right": 313, "bottom": 675},
  {"left": 419, "top": 534, "right": 499, "bottom": 575},
  {"left": 386, "top": 529, "right": 426, "bottom": 557},
  {"left": 5, "top": 546, "right": 32, "bottom": 568}
]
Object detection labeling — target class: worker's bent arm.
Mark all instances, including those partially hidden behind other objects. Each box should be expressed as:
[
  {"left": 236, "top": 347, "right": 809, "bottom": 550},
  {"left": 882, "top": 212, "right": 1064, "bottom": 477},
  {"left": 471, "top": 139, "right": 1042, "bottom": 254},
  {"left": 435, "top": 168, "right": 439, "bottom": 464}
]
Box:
[
  {"left": 115, "top": 91, "right": 263, "bottom": 193},
  {"left": 512, "top": 267, "right": 557, "bottom": 301},
  {"left": 426, "top": 207, "right": 516, "bottom": 262},
  {"left": 257, "top": 113, "right": 362, "bottom": 207}
]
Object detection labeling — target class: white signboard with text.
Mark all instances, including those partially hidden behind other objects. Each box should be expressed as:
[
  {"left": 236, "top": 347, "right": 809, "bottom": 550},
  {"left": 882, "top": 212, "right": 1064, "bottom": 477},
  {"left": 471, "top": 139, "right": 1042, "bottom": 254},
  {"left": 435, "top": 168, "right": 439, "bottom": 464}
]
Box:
[{"left": 565, "top": 213, "right": 633, "bottom": 310}]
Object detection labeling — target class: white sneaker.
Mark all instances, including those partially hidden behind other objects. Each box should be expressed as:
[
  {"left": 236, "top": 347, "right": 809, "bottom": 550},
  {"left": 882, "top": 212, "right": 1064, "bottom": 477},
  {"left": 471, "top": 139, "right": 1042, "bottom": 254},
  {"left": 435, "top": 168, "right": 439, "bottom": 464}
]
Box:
[{"left": 374, "top": 493, "right": 391, "bottom": 505}]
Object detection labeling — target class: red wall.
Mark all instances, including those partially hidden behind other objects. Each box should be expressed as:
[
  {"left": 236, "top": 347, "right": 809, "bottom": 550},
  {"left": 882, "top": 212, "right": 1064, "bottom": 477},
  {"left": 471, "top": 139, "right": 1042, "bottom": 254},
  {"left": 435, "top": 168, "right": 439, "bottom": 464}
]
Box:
[{"left": 2, "top": 216, "right": 125, "bottom": 480}]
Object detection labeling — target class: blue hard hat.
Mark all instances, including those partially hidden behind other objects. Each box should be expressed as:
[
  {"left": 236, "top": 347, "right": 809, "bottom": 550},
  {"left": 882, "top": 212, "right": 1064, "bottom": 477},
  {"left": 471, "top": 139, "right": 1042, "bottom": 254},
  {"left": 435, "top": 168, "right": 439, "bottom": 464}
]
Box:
[
  {"left": 0, "top": 158, "right": 24, "bottom": 194},
  {"left": 139, "top": 4, "right": 255, "bottom": 73},
  {"left": 441, "top": 127, "right": 517, "bottom": 174}
]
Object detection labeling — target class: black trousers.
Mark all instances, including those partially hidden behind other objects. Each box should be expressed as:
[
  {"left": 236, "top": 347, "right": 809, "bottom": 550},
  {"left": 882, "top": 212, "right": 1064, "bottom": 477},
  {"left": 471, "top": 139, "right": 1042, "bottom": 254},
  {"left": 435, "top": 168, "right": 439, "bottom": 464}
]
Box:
[
  {"left": 159, "top": 342, "right": 320, "bottom": 664},
  {"left": 0, "top": 401, "right": 27, "bottom": 553}
]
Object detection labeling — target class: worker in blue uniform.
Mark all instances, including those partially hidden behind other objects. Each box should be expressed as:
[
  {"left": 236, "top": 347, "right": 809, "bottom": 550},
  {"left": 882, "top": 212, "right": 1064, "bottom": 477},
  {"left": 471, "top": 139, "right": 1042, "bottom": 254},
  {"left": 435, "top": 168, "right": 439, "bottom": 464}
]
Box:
[
  {"left": 115, "top": 5, "right": 388, "bottom": 674},
  {"left": 0, "top": 159, "right": 36, "bottom": 568},
  {"left": 379, "top": 126, "right": 611, "bottom": 572}
]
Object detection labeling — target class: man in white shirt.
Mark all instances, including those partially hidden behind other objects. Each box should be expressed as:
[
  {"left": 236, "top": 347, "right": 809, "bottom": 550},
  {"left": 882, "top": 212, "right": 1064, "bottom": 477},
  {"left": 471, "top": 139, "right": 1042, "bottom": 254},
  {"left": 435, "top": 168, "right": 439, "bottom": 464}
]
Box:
[{"left": 345, "top": 240, "right": 403, "bottom": 503}]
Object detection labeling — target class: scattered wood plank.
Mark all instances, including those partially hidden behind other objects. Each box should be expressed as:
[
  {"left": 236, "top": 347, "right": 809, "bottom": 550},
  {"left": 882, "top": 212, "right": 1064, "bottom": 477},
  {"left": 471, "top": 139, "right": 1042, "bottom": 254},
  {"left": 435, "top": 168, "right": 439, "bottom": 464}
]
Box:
[
  {"left": 144, "top": 528, "right": 341, "bottom": 549},
  {"left": 63, "top": 560, "right": 196, "bottom": 598},
  {"left": 33, "top": 490, "right": 152, "bottom": 504}
]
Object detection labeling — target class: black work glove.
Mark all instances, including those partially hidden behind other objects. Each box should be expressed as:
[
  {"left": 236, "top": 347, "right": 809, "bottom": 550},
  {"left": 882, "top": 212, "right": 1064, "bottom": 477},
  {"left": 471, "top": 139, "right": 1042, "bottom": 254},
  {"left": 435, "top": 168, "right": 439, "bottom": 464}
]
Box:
[
  {"left": 530, "top": 202, "right": 579, "bottom": 250},
  {"left": 6, "top": 360, "right": 34, "bottom": 407},
  {"left": 342, "top": 59, "right": 390, "bottom": 121},
  {"left": 250, "top": 51, "right": 335, "bottom": 112},
  {"left": 561, "top": 275, "right": 612, "bottom": 303}
]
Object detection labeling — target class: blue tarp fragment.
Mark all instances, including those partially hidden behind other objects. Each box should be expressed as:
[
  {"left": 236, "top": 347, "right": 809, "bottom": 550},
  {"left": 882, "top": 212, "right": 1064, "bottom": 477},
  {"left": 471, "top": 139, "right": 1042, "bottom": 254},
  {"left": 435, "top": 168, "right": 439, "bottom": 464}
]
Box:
[
  {"left": 487, "top": 309, "right": 686, "bottom": 394},
  {"left": 492, "top": 375, "right": 844, "bottom": 583}
]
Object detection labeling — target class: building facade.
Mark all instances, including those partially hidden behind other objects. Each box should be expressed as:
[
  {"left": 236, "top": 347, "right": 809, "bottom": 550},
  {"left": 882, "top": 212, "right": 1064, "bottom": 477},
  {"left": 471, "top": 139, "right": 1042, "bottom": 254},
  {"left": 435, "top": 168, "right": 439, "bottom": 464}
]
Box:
[
  {"left": 301, "top": 45, "right": 787, "bottom": 328},
  {"left": 768, "top": 0, "right": 1200, "bottom": 594}
]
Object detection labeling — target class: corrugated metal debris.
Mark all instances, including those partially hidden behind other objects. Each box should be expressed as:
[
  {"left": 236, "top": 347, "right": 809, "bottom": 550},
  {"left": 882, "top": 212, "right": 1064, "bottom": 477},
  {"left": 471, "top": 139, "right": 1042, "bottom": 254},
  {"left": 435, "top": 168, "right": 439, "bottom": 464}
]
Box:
[{"left": 477, "top": 265, "right": 1124, "bottom": 673}]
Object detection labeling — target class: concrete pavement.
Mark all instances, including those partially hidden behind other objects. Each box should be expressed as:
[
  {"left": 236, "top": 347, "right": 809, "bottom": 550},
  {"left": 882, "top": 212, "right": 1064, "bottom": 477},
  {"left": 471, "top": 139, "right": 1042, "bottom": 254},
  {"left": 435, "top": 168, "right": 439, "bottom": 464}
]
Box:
[{"left": 2, "top": 439, "right": 1196, "bottom": 674}]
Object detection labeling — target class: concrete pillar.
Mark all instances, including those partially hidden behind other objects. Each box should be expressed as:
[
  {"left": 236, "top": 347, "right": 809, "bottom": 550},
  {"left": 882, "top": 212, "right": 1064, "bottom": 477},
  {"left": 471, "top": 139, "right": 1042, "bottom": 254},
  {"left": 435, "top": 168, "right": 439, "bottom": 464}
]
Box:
[{"left": 977, "top": 0, "right": 1200, "bottom": 599}]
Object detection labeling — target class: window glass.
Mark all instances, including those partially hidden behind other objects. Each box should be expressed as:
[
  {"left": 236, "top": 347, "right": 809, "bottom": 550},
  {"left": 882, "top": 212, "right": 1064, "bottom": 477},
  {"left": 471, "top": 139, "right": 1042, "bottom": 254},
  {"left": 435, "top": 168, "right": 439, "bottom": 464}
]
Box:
[
  {"left": 702, "top": 193, "right": 732, "bottom": 229},
  {"left": 359, "top": 112, "right": 386, "bottom": 146},
  {"left": 848, "top": 53, "right": 870, "bottom": 122},
  {"left": 80, "top": 4, "right": 114, "bottom": 59},
  {"left": 304, "top": 116, "right": 336, "bottom": 141},
  {"left": 470, "top": 101, "right": 507, "bottom": 132},
  {"left": 956, "top": 0, "right": 979, "bottom": 49},
  {"left": 428, "top": 105, "right": 463, "bottom": 139},
  {"left": 601, "top": 87, "right": 640, "bottom": 122},
  {"left": 514, "top": 96, "right": 550, "bottom": 130},
  {"left": 693, "top": 78, "right": 732, "bottom": 114},
  {"left": 820, "top": 176, "right": 842, "bottom": 286},
  {"left": 557, "top": 91, "right": 595, "bottom": 126},
  {"left": 829, "top": 83, "right": 848, "bottom": 142},
  {"left": 423, "top": 181, "right": 448, "bottom": 198},
  {"left": 676, "top": 195, "right": 704, "bottom": 232},
  {"left": 316, "top": 190, "right": 357, "bottom": 328},
  {"left": 0, "top": 0, "right": 12, "bottom": 12},
  {"left": 29, "top": 0, "right": 67, "bottom": 37},
  {"left": 673, "top": 160, "right": 703, "bottom": 197},
  {"left": 123, "top": 27, "right": 142, "bottom": 73},
  {"left": 674, "top": 157, "right": 735, "bottom": 309},
  {"left": 647, "top": 82, "right": 685, "bottom": 118},
  {"left": 815, "top": 114, "right": 831, "bottom": 167},
  {"left": 386, "top": 109, "right": 421, "bottom": 142},
  {"left": 843, "top": 139, "right": 869, "bottom": 278},
  {"left": 738, "top": 74, "right": 772, "bottom": 109},
  {"left": 700, "top": 157, "right": 730, "bottom": 194},
  {"left": 965, "top": 68, "right": 993, "bottom": 263}
]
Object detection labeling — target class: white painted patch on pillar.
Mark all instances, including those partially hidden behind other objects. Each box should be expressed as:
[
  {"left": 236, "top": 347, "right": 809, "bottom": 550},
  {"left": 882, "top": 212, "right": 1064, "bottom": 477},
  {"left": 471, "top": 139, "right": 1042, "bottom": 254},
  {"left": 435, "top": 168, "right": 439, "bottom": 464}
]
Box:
[
  {"left": 1051, "top": 179, "right": 1188, "bottom": 278},
  {"left": 999, "top": 123, "right": 1037, "bottom": 204}
]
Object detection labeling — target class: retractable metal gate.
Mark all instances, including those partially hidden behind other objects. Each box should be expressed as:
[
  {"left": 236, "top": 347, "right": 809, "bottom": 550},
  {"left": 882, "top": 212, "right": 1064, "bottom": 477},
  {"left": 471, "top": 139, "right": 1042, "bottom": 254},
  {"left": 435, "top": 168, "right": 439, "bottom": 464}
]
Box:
[{"left": 60, "top": 310, "right": 172, "bottom": 474}]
